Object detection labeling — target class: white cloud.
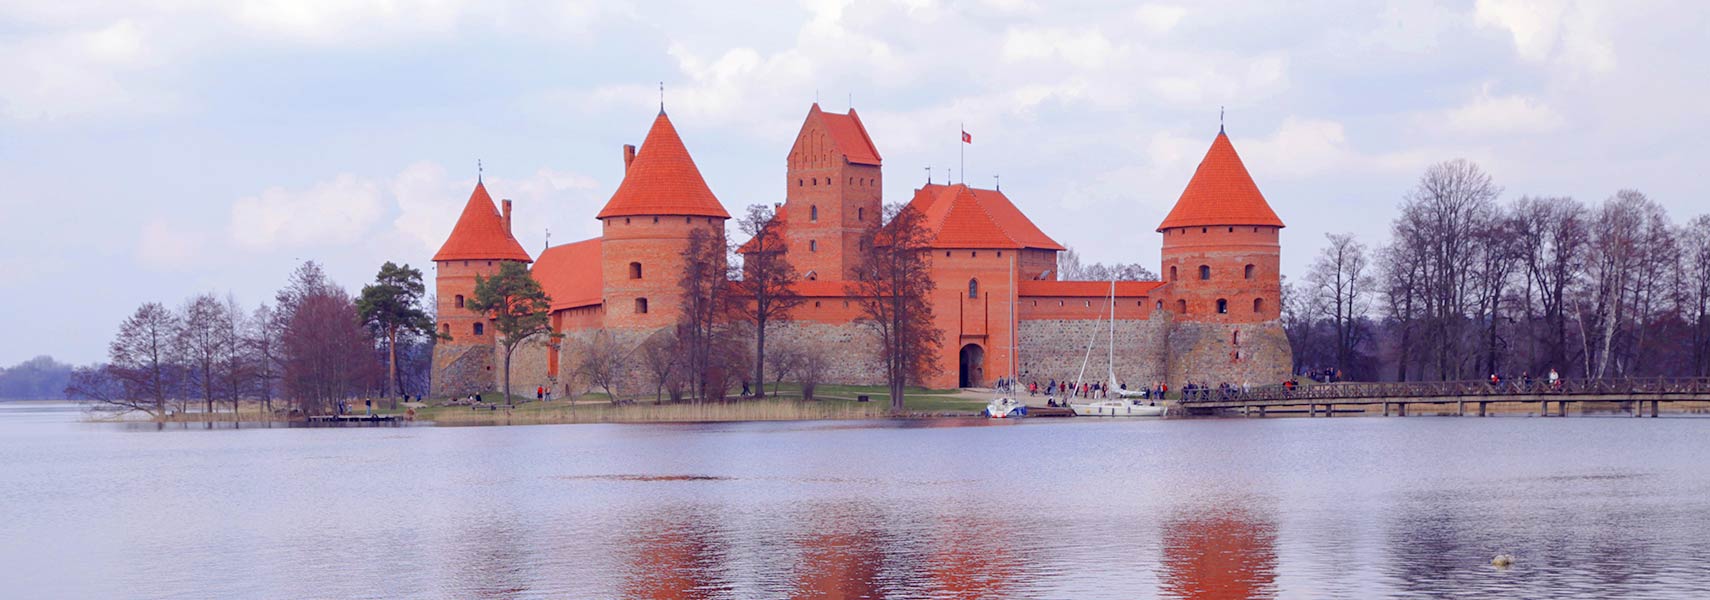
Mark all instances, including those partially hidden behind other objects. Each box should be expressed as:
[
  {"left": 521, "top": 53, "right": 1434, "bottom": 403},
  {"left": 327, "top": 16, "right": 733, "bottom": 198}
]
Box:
[
  {"left": 1443, "top": 86, "right": 1564, "bottom": 135},
  {"left": 1132, "top": 4, "right": 1186, "bottom": 34},
  {"left": 1475, "top": 0, "right": 1615, "bottom": 74},
  {"left": 1002, "top": 27, "right": 1117, "bottom": 69},
  {"left": 230, "top": 174, "right": 385, "bottom": 250},
  {"left": 0, "top": 19, "right": 175, "bottom": 120},
  {"left": 391, "top": 162, "right": 604, "bottom": 255}
]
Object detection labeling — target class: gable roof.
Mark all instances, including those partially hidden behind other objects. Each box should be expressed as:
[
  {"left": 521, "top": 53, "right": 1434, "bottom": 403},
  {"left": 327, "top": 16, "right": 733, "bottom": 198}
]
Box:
[
  {"left": 596, "top": 112, "right": 730, "bottom": 220},
  {"left": 904, "top": 184, "right": 1065, "bottom": 251},
  {"left": 432, "top": 181, "right": 533, "bottom": 262},
  {"left": 532, "top": 237, "right": 603, "bottom": 311},
  {"left": 810, "top": 104, "right": 882, "bottom": 166},
  {"left": 1157, "top": 131, "right": 1285, "bottom": 231}
]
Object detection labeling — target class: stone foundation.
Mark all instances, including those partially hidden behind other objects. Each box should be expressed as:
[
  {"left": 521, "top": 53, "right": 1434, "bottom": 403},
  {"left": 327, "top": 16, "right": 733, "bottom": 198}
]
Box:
[
  {"left": 1017, "top": 315, "right": 1170, "bottom": 389},
  {"left": 431, "top": 342, "right": 494, "bottom": 398},
  {"left": 1166, "top": 319, "right": 1292, "bottom": 388}
]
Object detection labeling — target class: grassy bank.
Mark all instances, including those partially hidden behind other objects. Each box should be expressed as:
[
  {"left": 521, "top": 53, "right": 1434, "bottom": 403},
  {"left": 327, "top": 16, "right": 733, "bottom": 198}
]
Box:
[{"left": 409, "top": 385, "right": 987, "bottom": 425}]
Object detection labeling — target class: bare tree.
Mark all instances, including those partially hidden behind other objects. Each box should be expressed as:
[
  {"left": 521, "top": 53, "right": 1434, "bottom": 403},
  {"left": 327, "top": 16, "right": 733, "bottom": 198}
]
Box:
[
  {"left": 1683, "top": 215, "right": 1710, "bottom": 377},
  {"left": 106, "top": 302, "right": 179, "bottom": 417},
  {"left": 1306, "top": 233, "right": 1372, "bottom": 378},
  {"left": 796, "top": 344, "right": 830, "bottom": 401},
  {"left": 1058, "top": 246, "right": 1157, "bottom": 281},
  {"left": 177, "top": 294, "right": 227, "bottom": 418},
  {"left": 849, "top": 203, "right": 942, "bottom": 411},
  {"left": 765, "top": 338, "right": 805, "bottom": 396},
  {"left": 276, "top": 262, "right": 374, "bottom": 415},
  {"left": 578, "top": 330, "right": 630, "bottom": 404},
  {"left": 733, "top": 204, "right": 806, "bottom": 397},
  {"left": 638, "top": 330, "right": 681, "bottom": 404},
  {"left": 1384, "top": 159, "right": 1502, "bottom": 380},
  {"left": 247, "top": 304, "right": 282, "bottom": 414},
  {"left": 678, "top": 227, "right": 733, "bottom": 402},
  {"left": 216, "top": 295, "right": 249, "bottom": 421},
  {"left": 1512, "top": 196, "right": 1588, "bottom": 377}
]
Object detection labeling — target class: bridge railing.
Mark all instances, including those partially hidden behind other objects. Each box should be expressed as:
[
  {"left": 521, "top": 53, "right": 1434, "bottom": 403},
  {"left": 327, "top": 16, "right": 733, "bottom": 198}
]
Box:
[{"left": 1177, "top": 377, "right": 1710, "bottom": 403}]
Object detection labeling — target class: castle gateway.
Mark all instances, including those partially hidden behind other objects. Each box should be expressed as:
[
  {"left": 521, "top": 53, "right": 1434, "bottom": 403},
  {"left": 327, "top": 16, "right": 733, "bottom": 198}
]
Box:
[{"left": 430, "top": 105, "right": 1291, "bottom": 397}]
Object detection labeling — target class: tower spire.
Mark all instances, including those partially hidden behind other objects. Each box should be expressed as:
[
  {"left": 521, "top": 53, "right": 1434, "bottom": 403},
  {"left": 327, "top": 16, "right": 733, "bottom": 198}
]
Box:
[
  {"left": 659, "top": 81, "right": 665, "bottom": 114},
  {"left": 477, "top": 159, "right": 483, "bottom": 184},
  {"left": 1220, "top": 106, "right": 1225, "bottom": 134}
]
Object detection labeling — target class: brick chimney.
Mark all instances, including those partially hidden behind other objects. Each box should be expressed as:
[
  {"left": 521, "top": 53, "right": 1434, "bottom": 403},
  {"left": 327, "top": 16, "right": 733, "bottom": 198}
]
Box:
[
  {"left": 501, "top": 199, "right": 513, "bottom": 234},
  {"left": 623, "top": 144, "right": 636, "bottom": 172}
]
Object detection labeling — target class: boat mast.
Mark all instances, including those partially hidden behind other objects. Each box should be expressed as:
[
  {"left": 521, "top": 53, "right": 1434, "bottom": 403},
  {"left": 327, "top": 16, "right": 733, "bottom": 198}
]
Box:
[{"left": 1108, "top": 279, "right": 1116, "bottom": 386}]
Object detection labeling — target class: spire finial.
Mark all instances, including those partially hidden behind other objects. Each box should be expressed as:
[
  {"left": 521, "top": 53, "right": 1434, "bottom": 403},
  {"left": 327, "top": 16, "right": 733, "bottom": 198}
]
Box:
[
  {"left": 659, "top": 81, "right": 665, "bottom": 114},
  {"left": 544, "top": 227, "right": 551, "bottom": 251},
  {"left": 925, "top": 165, "right": 932, "bottom": 184},
  {"left": 477, "top": 159, "right": 483, "bottom": 184},
  {"left": 994, "top": 174, "right": 1000, "bottom": 191},
  {"left": 1219, "top": 105, "right": 1225, "bottom": 133}
]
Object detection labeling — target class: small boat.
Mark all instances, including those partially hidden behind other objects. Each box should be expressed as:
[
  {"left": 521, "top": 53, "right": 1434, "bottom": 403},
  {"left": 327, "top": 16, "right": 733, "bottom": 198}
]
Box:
[{"left": 983, "top": 396, "right": 1027, "bottom": 418}]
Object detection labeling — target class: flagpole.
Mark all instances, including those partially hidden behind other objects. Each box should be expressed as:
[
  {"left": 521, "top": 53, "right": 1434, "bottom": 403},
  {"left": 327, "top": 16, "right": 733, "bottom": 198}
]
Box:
[{"left": 959, "top": 122, "right": 964, "bottom": 184}]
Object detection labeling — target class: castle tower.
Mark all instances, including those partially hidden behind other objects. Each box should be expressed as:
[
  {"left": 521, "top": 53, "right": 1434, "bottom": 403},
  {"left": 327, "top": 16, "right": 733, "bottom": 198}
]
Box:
[
  {"left": 1158, "top": 129, "right": 1292, "bottom": 387},
  {"left": 596, "top": 110, "right": 730, "bottom": 330},
  {"left": 781, "top": 103, "right": 883, "bottom": 281},
  {"left": 430, "top": 180, "right": 533, "bottom": 397}
]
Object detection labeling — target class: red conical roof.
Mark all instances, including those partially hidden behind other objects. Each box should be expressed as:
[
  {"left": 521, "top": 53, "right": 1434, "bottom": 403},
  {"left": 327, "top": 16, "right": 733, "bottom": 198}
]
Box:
[
  {"left": 1156, "top": 131, "right": 1285, "bottom": 231},
  {"left": 432, "top": 181, "right": 533, "bottom": 262},
  {"left": 596, "top": 112, "right": 730, "bottom": 220}
]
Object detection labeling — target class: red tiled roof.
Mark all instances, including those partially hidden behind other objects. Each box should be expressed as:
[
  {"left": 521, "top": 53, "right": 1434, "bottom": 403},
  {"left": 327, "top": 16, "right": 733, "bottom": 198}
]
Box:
[
  {"left": 1157, "top": 131, "right": 1285, "bottom": 231},
  {"left": 432, "top": 181, "right": 533, "bottom": 262},
  {"left": 735, "top": 209, "right": 786, "bottom": 255},
  {"left": 596, "top": 112, "right": 730, "bottom": 220},
  {"left": 532, "top": 237, "right": 603, "bottom": 311},
  {"left": 1018, "top": 280, "right": 1163, "bottom": 298},
  {"left": 904, "top": 184, "right": 1065, "bottom": 251},
  {"left": 814, "top": 104, "right": 882, "bottom": 166}
]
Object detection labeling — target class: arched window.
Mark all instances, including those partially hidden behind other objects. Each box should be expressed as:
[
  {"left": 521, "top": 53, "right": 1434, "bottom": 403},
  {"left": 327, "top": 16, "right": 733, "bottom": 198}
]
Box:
[
  {"left": 798, "top": 179, "right": 803, "bottom": 187},
  {"left": 653, "top": 216, "right": 659, "bottom": 223},
  {"left": 968, "top": 279, "right": 979, "bottom": 299},
  {"left": 1155, "top": 300, "right": 1163, "bottom": 310},
  {"left": 858, "top": 207, "right": 865, "bottom": 221},
  {"left": 810, "top": 205, "right": 819, "bottom": 221},
  {"left": 473, "top": 322, "right": 484, "bottom": 336},
  {"left": 1199, "top": 265, "right": 1211, "bottom": 280},
  {"left": 812, "top": 178, "right": 818, "bottom": 185},
  {"left": 635, "top": 298, "right": 649, "bottom": 314},
  {"left": 1253, "top": 297, "right": 1265, "bottom": 313},
  {"left": 1177, "top": 299, "right": 1187, "bottom": 313},
  {"left": 1216, "top": 298, "right": 1228, "bottom": 314},
  {"left": 809, "top": 240, "right": 818, "bottom": 252},
  {"left": 441, "top": 323, "right": 450, "bottom": 336},
  {"left": 629, "top": 262, "right": 642, "bottom": 279},
  {"left": 1169, "top": 266, "right": 1178, "bottom": 281},
  {"left": 1244, "top": 264, "right": 1255, "bottom": 279},
  {"left": 455, "top": 295, "right": 464, "bottom": 308}
]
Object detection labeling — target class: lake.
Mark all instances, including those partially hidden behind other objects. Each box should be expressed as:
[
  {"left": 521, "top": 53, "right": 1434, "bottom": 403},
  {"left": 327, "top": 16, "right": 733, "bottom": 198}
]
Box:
[{"left": 3, "top": 401, "right": 1709, "bottom": 599}]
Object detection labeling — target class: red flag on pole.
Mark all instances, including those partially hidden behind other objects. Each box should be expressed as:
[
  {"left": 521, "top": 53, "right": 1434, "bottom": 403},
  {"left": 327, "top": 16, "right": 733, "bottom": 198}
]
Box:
[{"left": 961, "top": 130, "right": 972, "bottom": 144}]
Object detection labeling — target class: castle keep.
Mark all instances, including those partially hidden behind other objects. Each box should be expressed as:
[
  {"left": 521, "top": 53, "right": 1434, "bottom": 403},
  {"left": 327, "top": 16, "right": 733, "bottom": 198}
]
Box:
[{"left": 429, "top": 104, "right": 1292, "bottom": 397}]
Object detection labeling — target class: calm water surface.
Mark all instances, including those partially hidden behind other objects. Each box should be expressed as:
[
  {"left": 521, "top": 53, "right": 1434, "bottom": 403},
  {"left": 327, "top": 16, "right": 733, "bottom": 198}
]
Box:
[{"left": 3, "top": 402, "right": 1709, "bottom": 599}]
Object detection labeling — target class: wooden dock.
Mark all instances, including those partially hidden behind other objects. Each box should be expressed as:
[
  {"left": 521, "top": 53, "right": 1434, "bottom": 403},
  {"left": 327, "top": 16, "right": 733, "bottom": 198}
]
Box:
[{"left": 1174, "top": 377, "right": 1710, "bottom": 418}]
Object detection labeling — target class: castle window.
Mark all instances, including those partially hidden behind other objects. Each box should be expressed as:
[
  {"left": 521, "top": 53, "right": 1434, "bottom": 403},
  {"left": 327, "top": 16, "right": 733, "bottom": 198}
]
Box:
[
  {"left": 635, "top": 298, "right": 649, "bottom": 314},
  {"left": 686, "top": 217, "right": 692, "bottom": 224},
  {"left": 1156, "top": 301, "right": 1163, "bottom": 310},
  {"left": 997, "top": 251, "right": 1003, "bottom": 257},
  {"left": 473, "top": 322, "right": 484, "bottom": 336},
  {"left": 1228, "top": 227, "right": 1234, "bottom": 233},
  {"left": 1032, "top": 301, "right": 1037, "bottom": 307},
  {"left": 441, "top": 323, "right": 450, "bottom": 336},
  {"left": 1199, "top": 265, "right": 1211, "bottom": 280},
  {"left": 968, "top": 279, "right": 979, "bottom": 299},
  {"left": 487, "top": 261, "right": 493, "bottom": 266},
  {"left": 653, "top": 216, "right": 659, "bottom": 223},
  {"left": 815, "top": 301, "right": 822, "bottom": 308},
  {"left": 455, "top": 295, "right": 464, "bottom": 308},
  {"left": 1254, "top": 298, "right": 1264, "bottom": 313},
  {"left": 1245, "top": 264, "right": 1255, "bottom": 279},
  {"left": 811, "top": 205, "right": 818, "bottom": 221},
  {"left": 629, "top": 262, "right": 642, "bottom": 279},
  {"left": 1177, "top": 299, "right": 1187, "bottom": 313},
  {"left": 812, "top": 178, "right": 818, "bottom": 185},
  {"left": 1253, "top": 227, "right": 1259, "bottom": 233},
  {"left": 810, "top": 240, "right": 818, "bottom": 252},
  {"left": 1201, "top": 227, "right": 1208, "bottom": 233},
  {"left": 625, "top": 218, "right": 631, "bottom": 224},
  {"left": 1233, "top": 331, "right": 1240, "bottom": 345},
  {"left": 798, "top": 179, "right": 803, "bottom": 187},
  {"left": 858, "top": 207, "right": 865, "bottom": 221},
  {"left": 971, "top": 251, "right": 977, "bottom": 258},
  {"left": 1169, "top": 266, "right": 1178, "bottom": 281},
  {"left": 945, "top": 251, "right": 951, "bottom": 257},
  {"left": 1216, "top": 299, "right": 1228, "bottom": 314}
]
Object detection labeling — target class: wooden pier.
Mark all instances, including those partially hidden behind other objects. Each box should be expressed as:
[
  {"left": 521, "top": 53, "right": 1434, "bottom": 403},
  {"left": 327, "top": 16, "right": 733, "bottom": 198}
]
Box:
[{"left": 1175, "top": 378, "right": 1710, "bottom": 418}]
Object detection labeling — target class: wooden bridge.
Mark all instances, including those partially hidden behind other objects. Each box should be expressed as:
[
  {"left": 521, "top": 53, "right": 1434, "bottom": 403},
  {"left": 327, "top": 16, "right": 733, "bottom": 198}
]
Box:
[{"left": 1175, "top": 378, "right": 1710, "bottom": 418}]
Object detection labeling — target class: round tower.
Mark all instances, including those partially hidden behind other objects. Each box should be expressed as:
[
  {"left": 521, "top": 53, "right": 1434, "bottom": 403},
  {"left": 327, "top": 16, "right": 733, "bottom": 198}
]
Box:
[
  {"left": 1157, "top": 129, "right": 1291, "bottom": 388},
  {"left": 596, "top": 111, "right": 730, "bottom": 331},
  {"left": 429, "top": 180, "right": 533, "bottom": 397}
]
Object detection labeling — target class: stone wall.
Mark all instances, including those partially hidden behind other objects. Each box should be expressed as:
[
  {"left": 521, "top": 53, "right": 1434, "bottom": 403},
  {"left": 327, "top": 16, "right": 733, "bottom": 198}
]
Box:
[
  {"left": 1166, "top": 319, "right": 1292, "bottom": 388},
  {"left": 1017, "top": 315, "right": 1171, "bottom": 389},
  {"left": 763, "top": 320, "right": 886, "bottom": 386},
  {"left": 431, "top": 342, "right": 494, "bottom": 398}
]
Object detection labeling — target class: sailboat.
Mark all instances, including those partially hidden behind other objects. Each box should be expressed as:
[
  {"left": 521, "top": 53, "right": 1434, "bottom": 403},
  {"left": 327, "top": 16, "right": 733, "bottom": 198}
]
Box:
[
  {"left": 1071, "top": 280, "right": 1167, "bottom": 417},
  {"left": 985, "top": 252, "right": 1027, "bottom": 419}
]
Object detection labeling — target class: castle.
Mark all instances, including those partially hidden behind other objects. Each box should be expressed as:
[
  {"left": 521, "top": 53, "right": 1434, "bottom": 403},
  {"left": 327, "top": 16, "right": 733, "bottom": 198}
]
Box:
[{"left": 429, "top": 104, "right": 1292, "bottom": 397}]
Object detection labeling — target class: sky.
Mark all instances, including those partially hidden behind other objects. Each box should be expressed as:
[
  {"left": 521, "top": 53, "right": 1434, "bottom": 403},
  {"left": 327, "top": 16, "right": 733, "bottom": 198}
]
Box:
[{"left": 2, "top": 0, "right": 1707, "bottom": 366}]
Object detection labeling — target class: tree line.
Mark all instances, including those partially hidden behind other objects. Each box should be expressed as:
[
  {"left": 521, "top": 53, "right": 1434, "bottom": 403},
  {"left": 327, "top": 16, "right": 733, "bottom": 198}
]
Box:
[
  {"left": 1285, "top": 159, "right": 1710, "bottom": 383},
  {"left": 70, "top": 261, "right": 438, "bottom": 418}
]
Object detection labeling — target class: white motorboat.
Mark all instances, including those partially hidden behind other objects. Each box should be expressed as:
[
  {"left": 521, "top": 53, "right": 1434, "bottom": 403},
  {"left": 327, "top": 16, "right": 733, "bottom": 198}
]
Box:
[{"left": 983, "top": 396, "right": 1027, "bottom": 418}]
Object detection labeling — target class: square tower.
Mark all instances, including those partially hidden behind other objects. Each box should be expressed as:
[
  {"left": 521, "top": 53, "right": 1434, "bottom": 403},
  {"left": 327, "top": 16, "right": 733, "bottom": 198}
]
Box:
[{"left": 782, "top": 104, "right": 882, "bottom": 281}]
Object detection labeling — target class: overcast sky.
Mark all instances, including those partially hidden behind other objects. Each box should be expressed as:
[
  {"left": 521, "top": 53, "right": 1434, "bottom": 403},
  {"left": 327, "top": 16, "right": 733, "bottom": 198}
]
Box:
[{"left": 2, "top": 0, "right": 1706, "bottom": 365}]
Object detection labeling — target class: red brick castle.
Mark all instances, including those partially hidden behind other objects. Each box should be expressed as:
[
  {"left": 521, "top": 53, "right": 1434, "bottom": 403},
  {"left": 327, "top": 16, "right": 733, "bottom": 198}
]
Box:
[{"left": 429, "top": 104, "right": 1291, "bottom": 396}]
